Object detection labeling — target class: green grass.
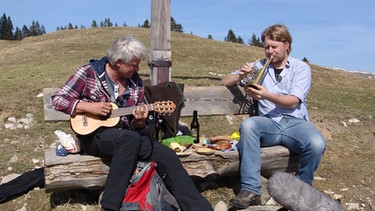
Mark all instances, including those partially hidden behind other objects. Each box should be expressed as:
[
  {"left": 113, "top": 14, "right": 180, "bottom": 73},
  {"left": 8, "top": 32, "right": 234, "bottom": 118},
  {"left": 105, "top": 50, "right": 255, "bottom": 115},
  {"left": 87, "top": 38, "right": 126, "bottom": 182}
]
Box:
[{"left": 0, "top": 27, "right": 374, "bottom": 210}]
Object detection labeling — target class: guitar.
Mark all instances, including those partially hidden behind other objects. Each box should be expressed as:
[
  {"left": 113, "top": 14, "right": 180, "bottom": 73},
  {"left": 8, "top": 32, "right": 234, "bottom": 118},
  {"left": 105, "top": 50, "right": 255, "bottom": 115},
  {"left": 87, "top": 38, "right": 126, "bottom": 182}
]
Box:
[{"left": 70, "top": 101, "right": 176, "bottom": 135}]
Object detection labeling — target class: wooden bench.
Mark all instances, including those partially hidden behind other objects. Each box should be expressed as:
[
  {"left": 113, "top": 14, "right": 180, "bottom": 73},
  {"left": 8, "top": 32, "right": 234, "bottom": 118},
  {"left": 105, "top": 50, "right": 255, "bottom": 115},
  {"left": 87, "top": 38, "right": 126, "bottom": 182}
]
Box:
[
  {"left": 42, "top": 86, "right": 257, "bottom": 121},
  {"left": 43, "top": 86, "right": 299, "bottom": 192}
]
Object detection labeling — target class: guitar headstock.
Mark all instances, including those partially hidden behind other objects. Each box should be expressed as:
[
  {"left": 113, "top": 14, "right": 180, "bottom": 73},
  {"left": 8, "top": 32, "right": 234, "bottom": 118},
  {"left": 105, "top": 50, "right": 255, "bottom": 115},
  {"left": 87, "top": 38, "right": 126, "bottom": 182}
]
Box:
[{"left": 153, "top": 101, "right": 176, "bottom": 114}]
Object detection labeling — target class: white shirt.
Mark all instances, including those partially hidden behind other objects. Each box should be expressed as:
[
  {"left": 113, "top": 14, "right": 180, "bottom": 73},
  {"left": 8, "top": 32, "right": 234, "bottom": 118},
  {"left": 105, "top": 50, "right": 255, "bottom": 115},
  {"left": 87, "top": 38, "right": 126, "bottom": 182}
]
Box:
[{"left": 234, "top": 56, "right": 311, "bottom": 122}]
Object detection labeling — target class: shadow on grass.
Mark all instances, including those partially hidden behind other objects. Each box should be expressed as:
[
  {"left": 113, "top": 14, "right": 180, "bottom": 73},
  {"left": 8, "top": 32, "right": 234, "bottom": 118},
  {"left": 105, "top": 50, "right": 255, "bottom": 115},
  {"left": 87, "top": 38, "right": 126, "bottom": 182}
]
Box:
[
  {"left": 194, "top": 175, "right": 241, "bottom": 193},
  {"left": 50, "top": 188, "right": 103, "bottom": 208}
]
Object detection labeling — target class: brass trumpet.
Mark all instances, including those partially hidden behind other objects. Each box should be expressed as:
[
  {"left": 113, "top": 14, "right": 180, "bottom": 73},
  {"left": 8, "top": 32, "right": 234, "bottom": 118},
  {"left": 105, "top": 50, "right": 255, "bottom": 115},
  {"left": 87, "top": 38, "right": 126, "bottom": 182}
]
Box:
[{"left": 243, "top": 55, "right": 273, "bottom": 90}]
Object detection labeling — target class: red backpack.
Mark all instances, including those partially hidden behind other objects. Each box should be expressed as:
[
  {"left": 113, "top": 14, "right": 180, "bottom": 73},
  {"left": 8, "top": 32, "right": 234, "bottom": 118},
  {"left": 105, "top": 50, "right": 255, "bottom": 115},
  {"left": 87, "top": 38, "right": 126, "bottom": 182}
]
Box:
[{"left": 121, "top": 161, "right": 180, "bottom": 211}]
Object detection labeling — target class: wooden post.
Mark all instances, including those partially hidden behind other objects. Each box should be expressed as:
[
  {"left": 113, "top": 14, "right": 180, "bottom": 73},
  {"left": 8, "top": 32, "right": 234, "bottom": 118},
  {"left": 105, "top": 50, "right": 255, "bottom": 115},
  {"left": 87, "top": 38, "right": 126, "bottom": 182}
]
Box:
[{"left": 150, "top": 0, "right": 171, "bottom": 85}]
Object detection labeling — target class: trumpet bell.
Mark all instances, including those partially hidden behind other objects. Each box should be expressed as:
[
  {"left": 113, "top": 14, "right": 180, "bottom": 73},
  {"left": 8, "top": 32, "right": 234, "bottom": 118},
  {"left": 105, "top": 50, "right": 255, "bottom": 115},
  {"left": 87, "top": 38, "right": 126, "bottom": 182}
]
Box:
[{"left": 243, "top": 56, "right": 273, "bottom": 90}]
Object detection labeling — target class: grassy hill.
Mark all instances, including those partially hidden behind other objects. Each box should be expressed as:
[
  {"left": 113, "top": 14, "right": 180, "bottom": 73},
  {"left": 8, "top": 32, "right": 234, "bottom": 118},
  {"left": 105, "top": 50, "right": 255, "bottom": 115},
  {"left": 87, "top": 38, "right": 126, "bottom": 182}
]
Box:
[{"left": 0, "top": 27, "right": 374, "bottom": 210}]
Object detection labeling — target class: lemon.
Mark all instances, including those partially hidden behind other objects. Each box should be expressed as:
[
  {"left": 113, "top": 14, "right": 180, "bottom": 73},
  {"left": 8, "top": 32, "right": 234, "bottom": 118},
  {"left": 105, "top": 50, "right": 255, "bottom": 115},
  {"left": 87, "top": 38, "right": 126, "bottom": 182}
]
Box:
[{"left": 231, "top": 131, "right": 240, "bottom": 141}]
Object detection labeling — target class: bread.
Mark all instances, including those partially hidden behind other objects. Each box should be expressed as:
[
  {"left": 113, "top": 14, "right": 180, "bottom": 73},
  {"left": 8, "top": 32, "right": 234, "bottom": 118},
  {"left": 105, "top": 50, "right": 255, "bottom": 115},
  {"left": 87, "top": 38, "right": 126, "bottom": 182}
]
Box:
[
  {"left": 209, "top": 135, "right": 232, "bottom": 143},
  {"left": 196, "top": 148, "right": 215, "bottom": 155},
  {"left": 169, "top": 142, "right": 185, "bottom": 152}
]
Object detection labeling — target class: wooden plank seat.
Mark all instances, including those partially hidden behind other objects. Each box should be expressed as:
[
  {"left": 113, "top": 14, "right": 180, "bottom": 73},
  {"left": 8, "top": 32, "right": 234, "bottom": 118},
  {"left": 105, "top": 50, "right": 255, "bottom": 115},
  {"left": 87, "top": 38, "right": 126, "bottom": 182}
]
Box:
[
  {"left": 43, "top": 86, "right": 257, "bottom": 121},
  {"left": 44, "top": 146, "right": 299, "bottom": 192},
  {"left": 43, "top": 86, "right": 299, "bottom": 192}
]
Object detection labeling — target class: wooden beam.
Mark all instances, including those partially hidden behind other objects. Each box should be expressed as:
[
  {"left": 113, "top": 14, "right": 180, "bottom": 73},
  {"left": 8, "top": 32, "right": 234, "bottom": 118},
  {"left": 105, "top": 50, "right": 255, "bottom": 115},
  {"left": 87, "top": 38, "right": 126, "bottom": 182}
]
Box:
[
  {"left": 43, "top": 86, "right": 257, "bottom": 122},
  {"left": 180, "top": 85, "right": 257, "bottom": 117},
  {"left": 44, "top": 146, "right": 299, "bottom": 192},
  {"left": 150, "top": 0, "right": 171, "bottom": 85}
]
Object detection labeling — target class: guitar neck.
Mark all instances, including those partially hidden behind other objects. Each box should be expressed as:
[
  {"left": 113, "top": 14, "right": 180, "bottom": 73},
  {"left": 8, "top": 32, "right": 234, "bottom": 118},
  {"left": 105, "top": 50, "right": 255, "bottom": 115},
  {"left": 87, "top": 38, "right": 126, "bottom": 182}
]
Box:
[{"left": 110, "top": 104, "right": 154, "bottom": 118}]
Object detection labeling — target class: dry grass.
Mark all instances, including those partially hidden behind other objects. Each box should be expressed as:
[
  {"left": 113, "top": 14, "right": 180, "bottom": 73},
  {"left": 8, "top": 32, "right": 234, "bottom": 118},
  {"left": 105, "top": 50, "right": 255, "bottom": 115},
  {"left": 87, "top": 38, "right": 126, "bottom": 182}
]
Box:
[{"left": 0, "top": 27, "right": 374, "bottom": 210}]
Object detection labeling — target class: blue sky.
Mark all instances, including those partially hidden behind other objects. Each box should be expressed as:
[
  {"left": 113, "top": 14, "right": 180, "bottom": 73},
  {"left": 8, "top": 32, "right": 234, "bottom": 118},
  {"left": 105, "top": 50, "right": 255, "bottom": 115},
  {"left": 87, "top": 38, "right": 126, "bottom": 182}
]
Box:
[{"left": 1, "top": 0, "right": 375, "bottom": 73}]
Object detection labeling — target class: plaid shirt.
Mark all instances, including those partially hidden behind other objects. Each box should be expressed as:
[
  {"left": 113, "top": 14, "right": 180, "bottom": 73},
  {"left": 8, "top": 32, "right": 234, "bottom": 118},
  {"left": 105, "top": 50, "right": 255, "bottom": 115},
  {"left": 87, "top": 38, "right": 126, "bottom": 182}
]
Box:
[{"left": 51, "top": 57, "right": 145, "bottom": 129}]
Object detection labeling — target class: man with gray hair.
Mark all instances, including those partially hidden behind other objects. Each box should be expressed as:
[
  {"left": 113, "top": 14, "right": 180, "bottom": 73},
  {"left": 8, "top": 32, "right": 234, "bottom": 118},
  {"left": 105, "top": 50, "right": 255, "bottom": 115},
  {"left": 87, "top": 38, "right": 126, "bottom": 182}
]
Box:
[{"left": 52, "top": 35, "right": 213, "bottom": 211}]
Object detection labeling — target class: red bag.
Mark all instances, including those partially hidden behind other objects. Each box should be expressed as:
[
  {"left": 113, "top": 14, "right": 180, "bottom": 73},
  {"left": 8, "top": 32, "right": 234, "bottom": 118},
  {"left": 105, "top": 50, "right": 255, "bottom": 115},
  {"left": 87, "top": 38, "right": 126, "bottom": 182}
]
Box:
[{"left": 121, "top": 161, "right": 180, "bottom": 211}]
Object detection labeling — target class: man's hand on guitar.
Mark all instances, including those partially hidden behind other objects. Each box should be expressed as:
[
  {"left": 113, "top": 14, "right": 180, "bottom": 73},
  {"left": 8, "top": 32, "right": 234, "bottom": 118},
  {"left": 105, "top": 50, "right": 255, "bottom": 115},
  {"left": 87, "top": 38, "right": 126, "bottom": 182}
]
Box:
[
  {"left": 96, "top": 102, "right": 113, "bottom": 117},
  {"left": 76, "top": 101, "right": 113, "bottom": 117},
  {"left": 132, "top": 104, "right": 148, "bottom": 129}
]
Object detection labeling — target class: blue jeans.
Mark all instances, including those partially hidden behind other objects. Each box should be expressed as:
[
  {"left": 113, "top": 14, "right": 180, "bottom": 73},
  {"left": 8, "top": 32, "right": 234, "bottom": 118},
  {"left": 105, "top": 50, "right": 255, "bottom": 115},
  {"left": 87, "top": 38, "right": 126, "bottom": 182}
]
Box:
[{"left": 238, "top": 115, "right": 326, "bottom": 195}]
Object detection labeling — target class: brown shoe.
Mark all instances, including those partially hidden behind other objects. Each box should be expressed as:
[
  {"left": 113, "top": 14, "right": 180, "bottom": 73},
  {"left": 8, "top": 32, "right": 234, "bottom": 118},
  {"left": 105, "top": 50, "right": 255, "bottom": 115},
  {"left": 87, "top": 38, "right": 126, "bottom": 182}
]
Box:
[{"left": 229, "top": 190, "right": 261, "bottom": 209}]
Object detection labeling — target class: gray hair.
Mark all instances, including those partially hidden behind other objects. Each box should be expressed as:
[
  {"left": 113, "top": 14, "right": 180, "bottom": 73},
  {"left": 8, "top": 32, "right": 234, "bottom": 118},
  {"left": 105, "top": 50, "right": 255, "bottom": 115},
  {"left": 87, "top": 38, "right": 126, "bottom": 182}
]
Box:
[{"left": 106, "top": 35, "right": 147, "bottom": 65}]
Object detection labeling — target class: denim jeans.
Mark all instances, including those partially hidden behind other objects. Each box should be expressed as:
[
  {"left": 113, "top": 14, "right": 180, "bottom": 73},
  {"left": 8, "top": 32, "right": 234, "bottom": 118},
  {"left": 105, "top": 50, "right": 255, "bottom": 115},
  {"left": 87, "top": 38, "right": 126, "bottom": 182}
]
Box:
[{"left": 238, "top": 115, "right": 326, "bottom": 195}]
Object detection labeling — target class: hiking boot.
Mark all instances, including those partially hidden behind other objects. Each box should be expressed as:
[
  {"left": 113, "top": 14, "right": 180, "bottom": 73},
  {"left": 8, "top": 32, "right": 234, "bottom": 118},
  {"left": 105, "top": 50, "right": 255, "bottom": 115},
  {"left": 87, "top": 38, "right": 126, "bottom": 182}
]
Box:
[{"left": 229, "top": 190, "right": 261, "bottom": 209}]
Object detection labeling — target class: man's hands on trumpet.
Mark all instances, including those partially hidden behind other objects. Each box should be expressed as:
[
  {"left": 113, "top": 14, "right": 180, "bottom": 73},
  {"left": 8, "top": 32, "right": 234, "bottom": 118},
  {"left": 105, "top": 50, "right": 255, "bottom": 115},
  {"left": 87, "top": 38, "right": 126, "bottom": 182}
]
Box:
[
  {"left": 246, "top": 84, "right": 269, "bottom": 101},
  {"left": 238, "top": 63, "right": 252, "bottom": 79},
  {"left": 221, "top": 62, "right": 254, "bottom": 87},
  {"left": 240, "top": 62, "right": 267, "bottom": 100}
]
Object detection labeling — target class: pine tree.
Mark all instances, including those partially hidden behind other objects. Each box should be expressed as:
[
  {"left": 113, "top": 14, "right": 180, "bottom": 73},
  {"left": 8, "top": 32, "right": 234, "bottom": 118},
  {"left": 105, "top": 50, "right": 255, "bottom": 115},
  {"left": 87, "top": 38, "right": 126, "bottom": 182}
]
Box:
[
  {"left": 34, "top": 21, "right": 46, "bottom": 35},
  {"left": 0, "top": 13, "right": 6, "bottom": 39},
  {"left": 68, "top": 23, "right": 74, "bottom": 29},
  {"left": 5, "top": 16, "right": 14, "bottom": 39},
  {"left": 100, "top": 18, "right": 113, "bottom": 27},
  {"left": 0, "top": 13, "right": 14, "bottom": 40},
  {"left": 106, "top": 18, "right": 113, "bottom": 27},
  {"left": 171, "top": 17, "right": 183, "bottom": 32},
  {"left": 91, "top": 20, "right": 98, "bottom": 28},
  {"left": 28, "top": 21, "right": 45, "bottom": 36},
  {"left": 248, "top": 33, "right": 264, "bottom": 47},
  {"left": 141, "top": 19, "right": 150, "bottom": 28},
  {"left": 41, "top": 25, "right": 46, "bottom": 34},
  {"left": 224, "top": 29, "right": 237, "bottom": 43},
  {"left": 302, "top": 57, "right": 310, "bottom": 63},
  {"left": 22, "top": 25, "right": 30, "bottom": 37},
  {"left": 29, "top": 21, "right": 36, "bottom": 36},
  {"left": 248, "top": 33, "right": 257, "bottom": 46},
  {"left": 13, "top": 27, "right": 23, "bottom": 40},
  {"left": 237, "top": 36, "right": 244, "bottom": 44}
]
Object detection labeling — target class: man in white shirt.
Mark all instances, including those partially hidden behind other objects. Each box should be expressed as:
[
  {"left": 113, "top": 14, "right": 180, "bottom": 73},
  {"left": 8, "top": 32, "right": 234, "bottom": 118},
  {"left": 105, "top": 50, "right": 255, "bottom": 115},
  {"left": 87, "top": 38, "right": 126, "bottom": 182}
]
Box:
[{"left": 221, "top": 24, "right": 326, "bottom": 209}]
